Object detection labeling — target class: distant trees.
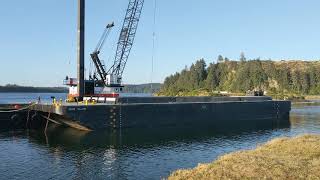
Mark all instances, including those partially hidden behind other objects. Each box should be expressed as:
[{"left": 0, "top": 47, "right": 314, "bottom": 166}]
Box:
[
  {"left": 309, "top": 66, "right": 320, "bottom": 94},
  {"left": 159, "top": 57, "right": 320, "bottom": 96},
  {"left": 217, "top": 55, "right": 224, "bottom": 63},
  {"left": 0, "top": 84, "right": 68, "bottom": 93},
  {"left": 205, "top": 63, "right": 218, "bottom": 90},
  {"left": 193, "top": 59, "right": 207, "bottom": 87},
  {"left": 240, "top": 52, "right": 246, "bottom": 62}
]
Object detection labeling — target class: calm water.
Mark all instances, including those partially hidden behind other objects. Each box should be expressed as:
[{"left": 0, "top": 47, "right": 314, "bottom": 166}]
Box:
[
  {"left": 0, "top": 93, "right": 67, "bottom": 104},
  {"left": 0, "top": 93, "right": 320, "bottom": 180},
  {"left": 0, "top": 92, "right": 152, "bottom": 104}
]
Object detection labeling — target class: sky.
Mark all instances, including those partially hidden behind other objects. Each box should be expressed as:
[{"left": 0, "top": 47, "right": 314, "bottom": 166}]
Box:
[{"left": 0, "top": 0, "right": 320, "bottom": 86}]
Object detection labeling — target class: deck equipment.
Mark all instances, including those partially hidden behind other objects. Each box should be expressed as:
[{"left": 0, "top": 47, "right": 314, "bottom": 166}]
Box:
[{"left": 64, "top": 0, "right": 145, "bottom": 101}]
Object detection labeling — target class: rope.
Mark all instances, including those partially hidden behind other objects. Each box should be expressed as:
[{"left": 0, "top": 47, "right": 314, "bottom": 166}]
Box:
[
  {"left": 0, "top": 103, "right": 36, "bottom": 113},
  {"left": 44, "top": 112, "right": 51, "bottom": 133},
  {"left": 40, "top": 115, "right": 62, "bottom": 125},
  {"left": 150, "top": 0, "right": 157, "bottom": 92}
]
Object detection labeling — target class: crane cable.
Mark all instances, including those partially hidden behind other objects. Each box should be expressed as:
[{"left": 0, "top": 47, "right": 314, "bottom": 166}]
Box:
[{"left": 150, "top": 0, "right": 157, "bottom": 93}]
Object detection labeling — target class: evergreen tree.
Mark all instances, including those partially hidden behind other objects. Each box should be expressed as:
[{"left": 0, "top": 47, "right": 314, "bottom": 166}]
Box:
[
  {"left": 160, "top": 58, "right": 320, "bottom": 96},
  {"left": 217, "top": 55, "right": 224, "bottom": 63},
  {"left": 188, "top": 59, "right": 207, "bottom": 89},
  {"left": 240, "top": 52, "right": 246, "bottom": 62},
  {"left": 205, "top": 63, "right": 218, "bottom": 91}
]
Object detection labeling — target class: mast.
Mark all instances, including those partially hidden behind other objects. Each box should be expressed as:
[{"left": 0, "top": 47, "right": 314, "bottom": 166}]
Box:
[{"left": 77, "top": 0, "right": 85, "bottom": 100}]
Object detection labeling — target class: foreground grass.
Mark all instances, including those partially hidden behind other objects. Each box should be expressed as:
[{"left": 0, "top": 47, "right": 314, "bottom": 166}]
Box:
[{"left": 169, "top": 135, "right": 320, "bottom": 180}]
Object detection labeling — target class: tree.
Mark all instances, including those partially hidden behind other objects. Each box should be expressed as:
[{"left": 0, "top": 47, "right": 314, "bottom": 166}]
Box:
[
  {"left": 160, "top": 57, "right": 320, "bottom": 96},
  {"left": 291, "top": 71, "right": 302, "bottom": 93},
  {"left": 189, "top": 59, "right": 207, "bottom": 89},
  {"left": 205, "top": 63, "right": 218, "bottom": 91},
  {"left": 299, "top": 72, "right": 310, "bottom": 94},
  {"left": 309, "top": 66, "right": 320, "bottom": 94},
  {"left": 217, "top": 55, "right": 224, "bottom": 63},
  {"left": 240, "top": 52, "right": 246, "bottom": 62}
]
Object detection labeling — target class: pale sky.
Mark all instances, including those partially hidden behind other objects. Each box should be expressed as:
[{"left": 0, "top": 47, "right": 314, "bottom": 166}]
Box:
[{"left": 0, "top": 0, "right": 320, "bottom": 86}]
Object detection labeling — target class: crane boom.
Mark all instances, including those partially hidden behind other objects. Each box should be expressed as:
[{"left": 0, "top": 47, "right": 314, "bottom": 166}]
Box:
[
  {"left": 90, "top": 22, "right": 114, "bottom": 83},
  {"left": 65, "top": 0, "right": 145, "bottom": 99},
  {"left": 108, "top": 0, "right": 145, "bottom": 83}
]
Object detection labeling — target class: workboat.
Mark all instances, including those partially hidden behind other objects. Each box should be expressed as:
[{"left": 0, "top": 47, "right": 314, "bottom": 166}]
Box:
[{"left": 28, "top": 0, "right": 291, "bottom": 131}]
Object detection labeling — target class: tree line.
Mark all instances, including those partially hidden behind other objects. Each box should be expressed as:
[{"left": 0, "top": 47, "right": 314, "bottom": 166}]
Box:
[
  {"left": 159, "top": 54, "right": 320, "bottom": 96},
  {"left": 0, "top": 84, "right": 68, "bottom": 93}
]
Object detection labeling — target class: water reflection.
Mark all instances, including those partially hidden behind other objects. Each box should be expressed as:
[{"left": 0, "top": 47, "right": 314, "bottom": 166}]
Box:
[
  {"left": 10, "top": 118, "right": 287, "bottom": 179},
  {"left": 2, "top": 112, "right": 305, "bottom": 180},
  {"left": 29, "top": 117, "right": 290, "bottom": 149},
  {"left": 3, "top": 95, "right": 320, "bottom": 179},
  {"left": 290, "top": 103, "right": 320, "bottom": 134}
]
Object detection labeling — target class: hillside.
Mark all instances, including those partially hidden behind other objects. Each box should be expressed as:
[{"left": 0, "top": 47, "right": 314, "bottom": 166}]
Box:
[
  {"left": 158, "top": 57, "right": 320, "bottom": 97},
  {"left": 0, "top": 84, "right": 68, "bottom": 93}
]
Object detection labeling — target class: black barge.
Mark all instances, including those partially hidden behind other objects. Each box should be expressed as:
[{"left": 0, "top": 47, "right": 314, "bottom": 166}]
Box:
[
  {"left": 8, "top": 1, "right": 291, "bottom": 132},
  {"left": 30, "top": 96, "right": 291, "bottom": 131}
]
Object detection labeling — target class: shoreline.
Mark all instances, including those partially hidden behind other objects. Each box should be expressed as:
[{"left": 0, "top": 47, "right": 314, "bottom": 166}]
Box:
[
  {"left": 168, "top": 134, "right": 320, "bottom": 180},
  {"left": 157, "top": 90, "right": 320, "bottom": 102}
]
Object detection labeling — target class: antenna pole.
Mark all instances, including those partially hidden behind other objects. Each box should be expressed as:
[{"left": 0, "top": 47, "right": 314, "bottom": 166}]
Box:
[{"left": 77, "top": 0, "right": 85, "bottom": 100}]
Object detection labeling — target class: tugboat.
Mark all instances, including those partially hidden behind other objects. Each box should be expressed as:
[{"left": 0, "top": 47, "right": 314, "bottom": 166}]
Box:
[{"left": 30, "top": 0, "right": 291, "bottom": 131}]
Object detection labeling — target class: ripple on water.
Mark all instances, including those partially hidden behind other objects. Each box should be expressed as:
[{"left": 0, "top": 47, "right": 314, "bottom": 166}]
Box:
[{"left": 0, "top": 104, "right": 320, "bottom": 179}]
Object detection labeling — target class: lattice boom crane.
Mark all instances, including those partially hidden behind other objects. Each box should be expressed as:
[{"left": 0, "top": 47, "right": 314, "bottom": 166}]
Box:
[
  {"left": 65, "top": 0, "right": 145, "bottom": 99},
  {"left": 106, "top": 0, "right": 144, "bottom": 86}
]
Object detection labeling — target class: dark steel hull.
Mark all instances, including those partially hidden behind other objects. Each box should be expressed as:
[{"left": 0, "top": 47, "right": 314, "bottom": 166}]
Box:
[
  {"left": 0, "top": 105, "right": 29, "bottom": 130},
  {"left": 0, "top": 104, "right": 47, "bottom": 131},
  {"left": 32, "top": 97, "right": 291, "bottom": 131}
]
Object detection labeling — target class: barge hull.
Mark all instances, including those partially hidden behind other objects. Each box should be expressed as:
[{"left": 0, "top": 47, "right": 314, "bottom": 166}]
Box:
[
  {"left": 0, "top": 104, "right": 45, "bottom": 130},
  {"left": 32, "top": 97, "right": 291, "bottom": 130}
]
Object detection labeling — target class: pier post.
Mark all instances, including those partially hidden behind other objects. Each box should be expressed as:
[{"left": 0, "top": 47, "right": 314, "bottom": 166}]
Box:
[{"left": 77, "top": 0, "right": 85, "bottom": 101}]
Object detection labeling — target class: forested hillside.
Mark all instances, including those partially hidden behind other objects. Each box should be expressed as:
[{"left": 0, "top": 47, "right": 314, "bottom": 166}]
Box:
[
  {"left": 0, "top": 84, "right": 68, "bottom": 93},
  {"left": 159, "top": 55, "right": 320, "bottom": 96}
]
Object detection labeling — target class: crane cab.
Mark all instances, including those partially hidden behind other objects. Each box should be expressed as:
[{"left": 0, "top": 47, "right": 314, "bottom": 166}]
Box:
[
  {"left": 106, "top": 74, "right": 121, "bottom": 86},
  {"left": 64, "top": 76, "right": 123, "bottom": 103}
]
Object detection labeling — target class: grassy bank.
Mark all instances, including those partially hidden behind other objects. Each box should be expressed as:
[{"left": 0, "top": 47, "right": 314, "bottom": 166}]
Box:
[
  {"left": 305, "top": 95, "right": 320, "bottom": 100},
  {"left": 169, "top": 135, "right": 320, "bottom": 180}
]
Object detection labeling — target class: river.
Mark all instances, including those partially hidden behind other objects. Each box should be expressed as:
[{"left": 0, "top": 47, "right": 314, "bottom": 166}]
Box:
[{"left": 0, "top": 93, "right": 319, "bottom": 179}]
